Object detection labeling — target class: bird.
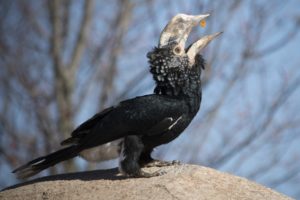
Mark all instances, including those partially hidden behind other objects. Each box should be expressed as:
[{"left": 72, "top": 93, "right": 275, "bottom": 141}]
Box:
[{"left": 13, "top": 13, "right": 221, "bottom": 179}]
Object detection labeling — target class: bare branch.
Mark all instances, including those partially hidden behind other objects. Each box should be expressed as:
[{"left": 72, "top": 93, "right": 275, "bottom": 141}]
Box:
[
  {"left": 68, "top": 0, "right": 94, "bottom": 81},
  {"left": 252, "top": 26, "right": 300, "bottom": 58},
  {"left": 98, "top": 0, "right": 133, "bottom": 109},
  {"left": 209, "top": 75, "right": 300, "bottom": 168}
]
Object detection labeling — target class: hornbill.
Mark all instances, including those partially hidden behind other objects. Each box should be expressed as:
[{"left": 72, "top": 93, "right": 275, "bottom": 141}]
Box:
[{"left": 13, "top": 13, "right": 221, "bottom": 178}]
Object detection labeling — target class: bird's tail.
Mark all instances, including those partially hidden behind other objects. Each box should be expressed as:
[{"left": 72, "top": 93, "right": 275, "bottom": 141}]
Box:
[{"left": 12, "top": 145, "right": 81, "bottom": 179}]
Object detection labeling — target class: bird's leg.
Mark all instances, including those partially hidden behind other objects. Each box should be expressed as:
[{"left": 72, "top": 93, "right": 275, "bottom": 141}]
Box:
[{"left": 120, "top": 136, "right": 164, "bottom": 178}]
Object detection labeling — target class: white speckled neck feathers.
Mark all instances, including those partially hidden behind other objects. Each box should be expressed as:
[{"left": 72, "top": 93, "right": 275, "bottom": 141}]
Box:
[{"left": 147, "top": 44, "right": 203, "bottom": 98}]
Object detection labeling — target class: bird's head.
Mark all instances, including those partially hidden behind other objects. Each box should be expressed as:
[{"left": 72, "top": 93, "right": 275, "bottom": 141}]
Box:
[{"left": 147, "top": 13, "right": 221, "bottom": 96}]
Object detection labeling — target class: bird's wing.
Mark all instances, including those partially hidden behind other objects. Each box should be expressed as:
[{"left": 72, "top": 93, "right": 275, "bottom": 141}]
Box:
[
  {"left": 72, "top": 107, "right": 114, "bottom": 136},
  {"left": 60, "top": 107, "right": 114, "bottom": 146},
  {"left": 73, "top": 94, "right": 186, "bottom": 148}
]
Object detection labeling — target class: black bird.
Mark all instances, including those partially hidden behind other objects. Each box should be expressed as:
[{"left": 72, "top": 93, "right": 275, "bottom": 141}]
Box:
[{"left": 13, "top": 14, "right": 221, "bottom": 178}]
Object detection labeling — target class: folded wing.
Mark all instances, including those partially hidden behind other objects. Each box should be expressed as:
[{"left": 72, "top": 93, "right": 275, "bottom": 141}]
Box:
[{"left": 62, "top": 94, "right": 186, "bottom": 149}]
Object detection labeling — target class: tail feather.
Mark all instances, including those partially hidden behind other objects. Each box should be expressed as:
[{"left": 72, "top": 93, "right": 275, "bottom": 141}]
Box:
[
  {"left": 60, "top": 137, "right": 80, "bottom": 146},
  {"left": 12, "top": 145, "right": 81, "bottom": 179}
]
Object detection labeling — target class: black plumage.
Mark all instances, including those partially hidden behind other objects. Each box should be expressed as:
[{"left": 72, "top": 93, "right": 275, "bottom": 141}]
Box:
[{"left": 13, "top": 13, "right": 221, "bottom": 178}]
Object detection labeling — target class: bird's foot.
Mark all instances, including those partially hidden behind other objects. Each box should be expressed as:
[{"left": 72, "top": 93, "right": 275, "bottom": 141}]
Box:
[
  {"left": 131, "top": 169, "right": 166, "bottom": 178},
  {"left": 142, "top": 159, "right": 181, "bottom": 168}
]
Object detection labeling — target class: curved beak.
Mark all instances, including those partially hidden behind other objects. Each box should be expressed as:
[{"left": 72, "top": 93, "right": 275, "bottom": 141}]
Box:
[
  {"left": 159, "top": 13, "right": 222, "bottom": 65},
  {"left": 159, "top": 13, "right": 210, "bottom": 48},
  {"left": 187, "top": 32, "right": 223, "bottom": 64}
]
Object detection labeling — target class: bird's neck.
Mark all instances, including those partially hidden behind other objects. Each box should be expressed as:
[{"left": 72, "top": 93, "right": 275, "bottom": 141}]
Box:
[
  {"left": 154, "top": 72, "right": 201, "bottom": 98},
  {"left": 147, "top": 47, "right": 203, "bottom": 112},
  {"left": 153, "top": 68, "right": 202, "bottom": 113}
]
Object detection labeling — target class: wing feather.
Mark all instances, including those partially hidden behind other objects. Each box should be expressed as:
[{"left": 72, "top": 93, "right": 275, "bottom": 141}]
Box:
[{"left": 63, "top": 95, "right": 186, "bottom": 148}]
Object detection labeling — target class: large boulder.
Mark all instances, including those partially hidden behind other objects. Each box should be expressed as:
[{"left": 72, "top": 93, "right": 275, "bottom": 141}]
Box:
[{"left": 0, "top": 164, "right": 292, "bottom": 200}]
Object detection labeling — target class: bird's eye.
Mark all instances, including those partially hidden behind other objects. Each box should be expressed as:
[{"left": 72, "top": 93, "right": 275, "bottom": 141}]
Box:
[{"left": 173, "top": 46, "right": 181, "bottom": 55}]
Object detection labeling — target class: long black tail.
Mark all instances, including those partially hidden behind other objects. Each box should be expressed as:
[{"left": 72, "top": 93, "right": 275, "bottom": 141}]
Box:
[{"left": 12, "top": 145, "right": 81, "bottom": 179}]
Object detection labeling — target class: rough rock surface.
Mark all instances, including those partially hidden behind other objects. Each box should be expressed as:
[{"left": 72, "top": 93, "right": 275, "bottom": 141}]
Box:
[{"left": 1, "top": 164, "right": 293, "bottom": 200}]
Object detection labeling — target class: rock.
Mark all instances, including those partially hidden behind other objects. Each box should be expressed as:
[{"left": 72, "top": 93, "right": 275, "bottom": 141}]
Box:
[{"left": 0, "top": 164, "right": 293, "bottom": 200}]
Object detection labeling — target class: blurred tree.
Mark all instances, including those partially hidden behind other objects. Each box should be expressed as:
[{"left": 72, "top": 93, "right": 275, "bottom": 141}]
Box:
[{"left": 0, "top": 0, "right": 300, "bottom": 198}]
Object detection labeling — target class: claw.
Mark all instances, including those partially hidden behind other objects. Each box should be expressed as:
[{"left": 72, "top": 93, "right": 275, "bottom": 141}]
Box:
[
  {"left": 130, "top": 169, "right": 166, "bottom": 178},
  {"left": 142, "top": 159, "right": 181, "bottom": 168},
  {"left": 171, "top": 160, "right": 181, "bottom": 165}
]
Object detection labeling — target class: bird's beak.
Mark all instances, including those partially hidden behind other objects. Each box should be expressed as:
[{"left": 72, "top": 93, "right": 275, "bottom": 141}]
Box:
[
  {"left": 159, "top": 14, "right": 210, "bottom": 48},
  {"left": 159, "top": 13, "right": 222, "bottom": 65},
  {"left": 187, "top": 32, "right": 222, "bottom": 64}
]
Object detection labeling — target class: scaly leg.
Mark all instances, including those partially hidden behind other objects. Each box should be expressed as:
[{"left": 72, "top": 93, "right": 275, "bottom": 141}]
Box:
[{"left": 119, "top": 136, "right": 165, "bottom": 178}]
